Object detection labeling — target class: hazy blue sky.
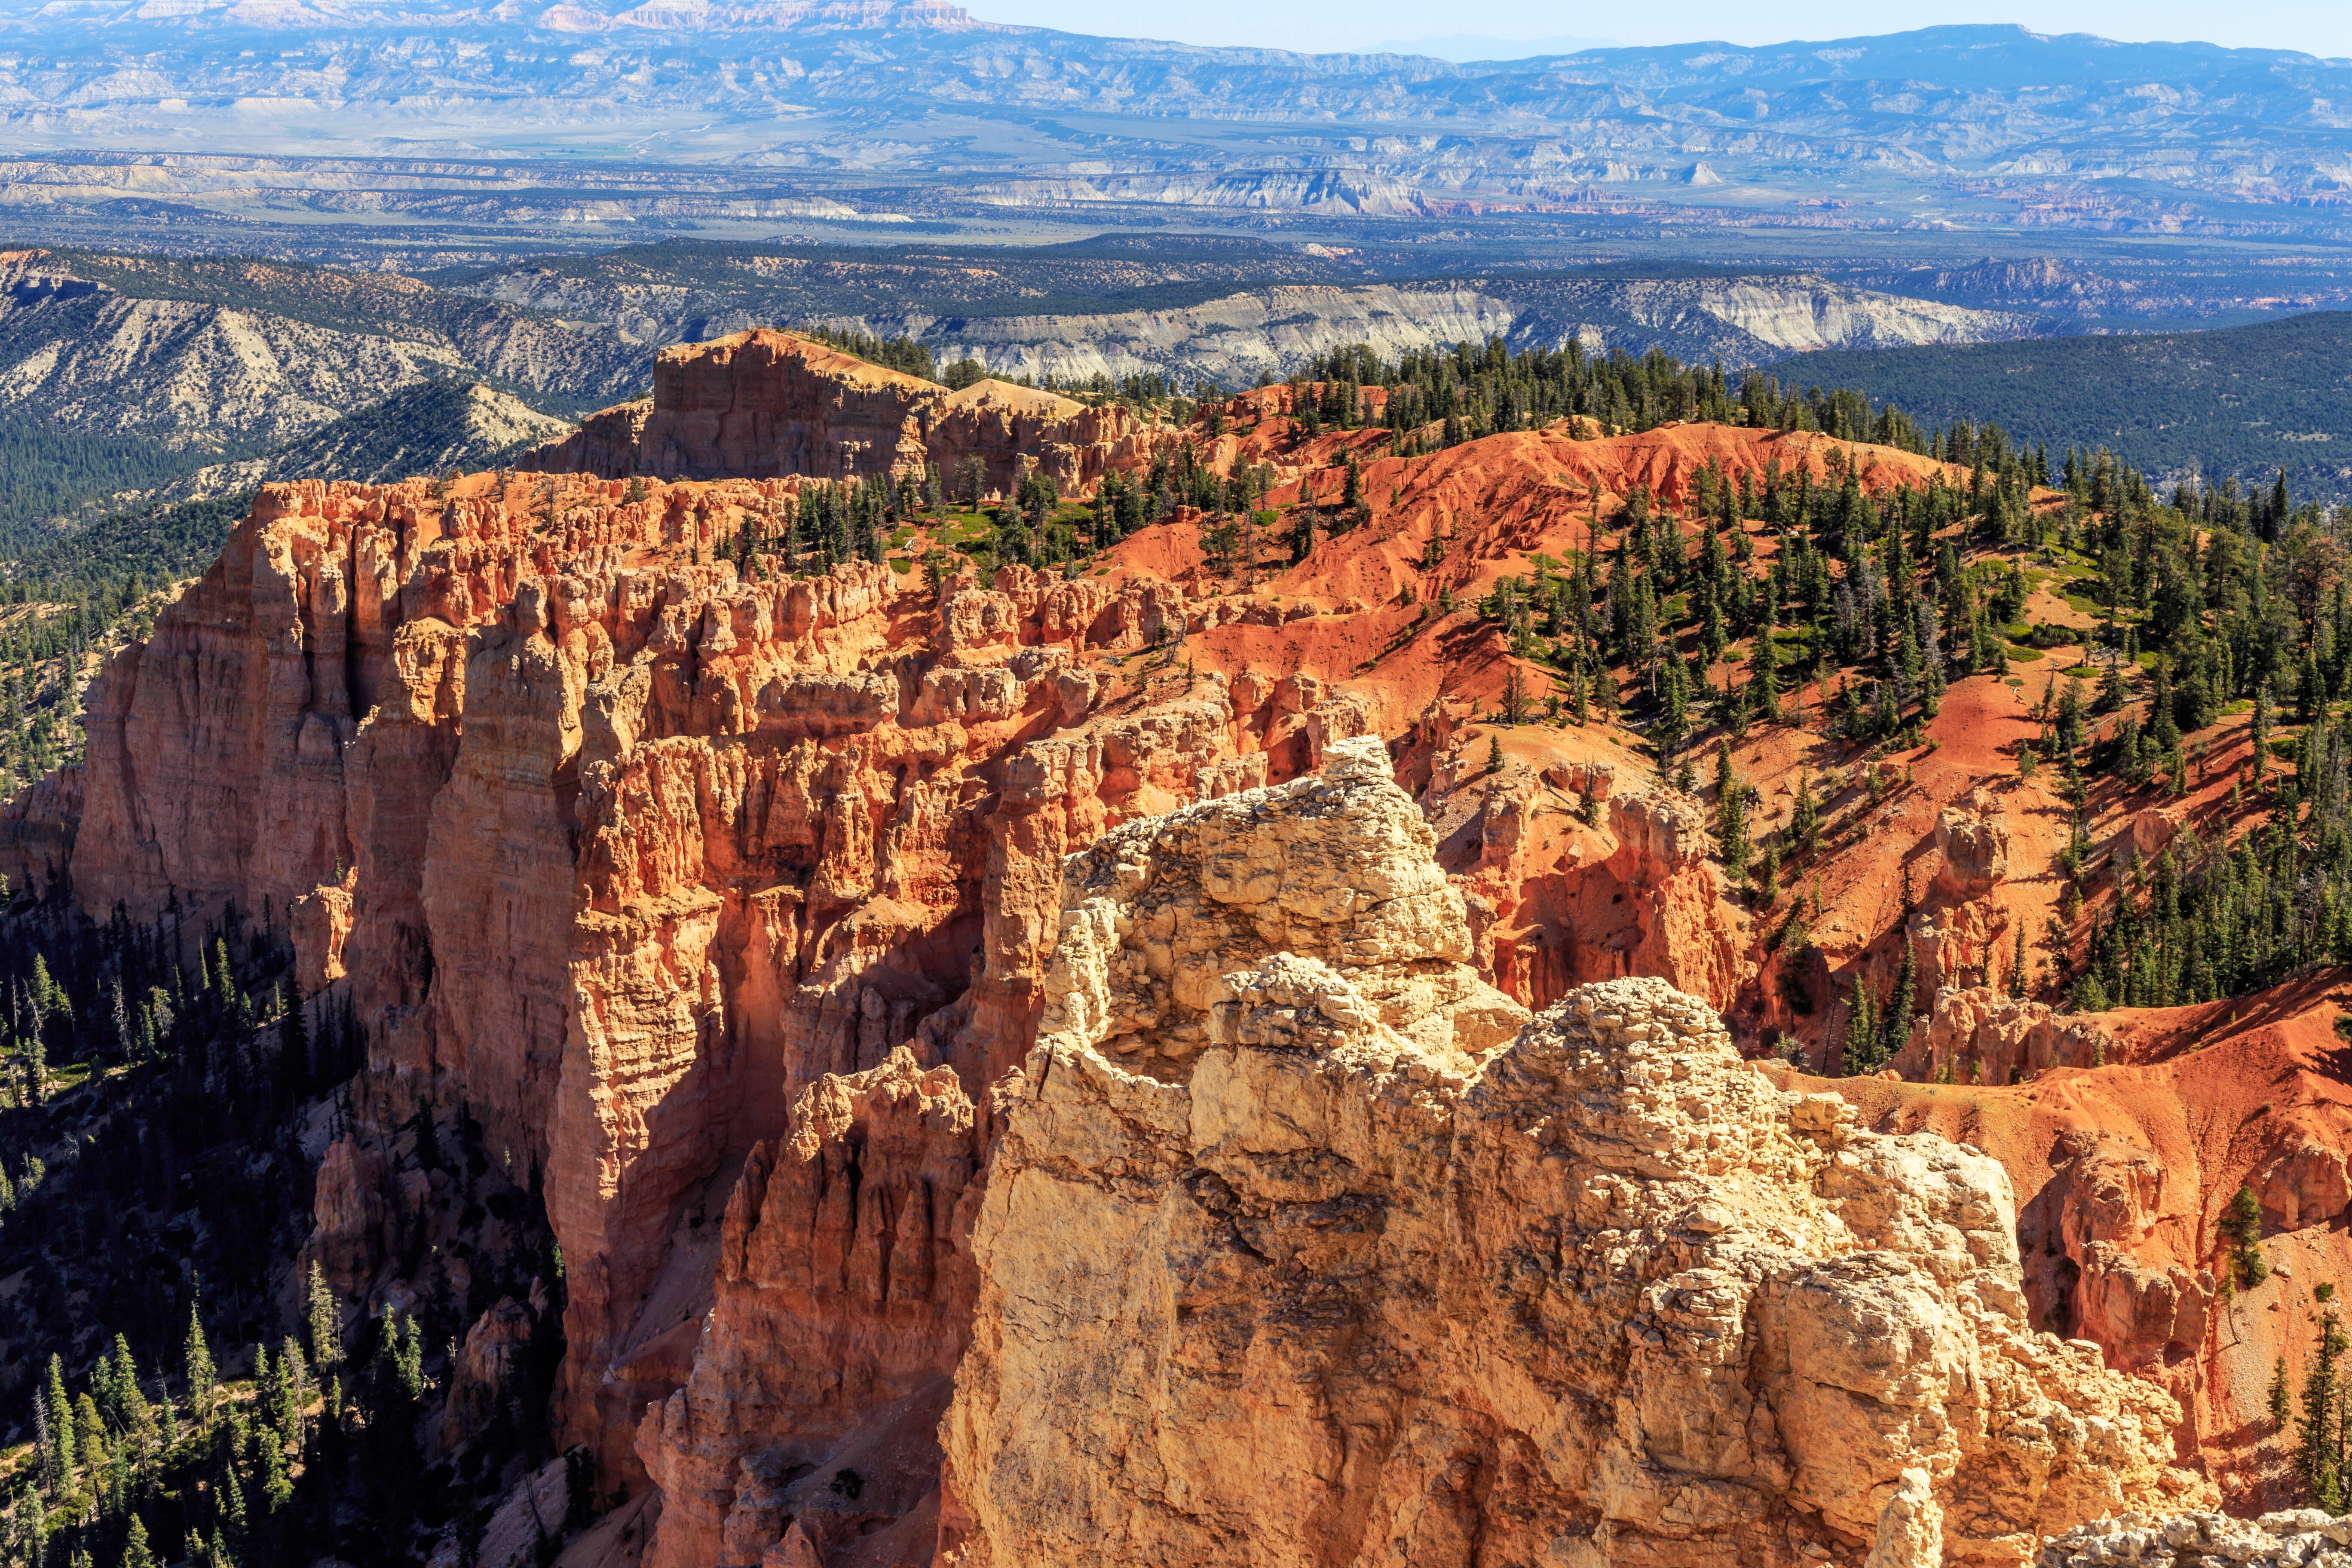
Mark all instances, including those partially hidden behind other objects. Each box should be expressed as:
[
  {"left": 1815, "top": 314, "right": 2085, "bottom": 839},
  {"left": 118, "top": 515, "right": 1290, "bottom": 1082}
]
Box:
[{"left": 979, "top": 1, "right": 2349, "bottom": 59}]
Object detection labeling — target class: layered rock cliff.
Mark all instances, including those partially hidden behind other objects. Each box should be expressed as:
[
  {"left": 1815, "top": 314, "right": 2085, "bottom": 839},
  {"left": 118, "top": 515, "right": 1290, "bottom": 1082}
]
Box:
[
  {"left": 526, "top": 329, "right": 1159, "bottom": 499},
  {"left": 42, "top": 328, "right": 2289, "bottom": 1564}
]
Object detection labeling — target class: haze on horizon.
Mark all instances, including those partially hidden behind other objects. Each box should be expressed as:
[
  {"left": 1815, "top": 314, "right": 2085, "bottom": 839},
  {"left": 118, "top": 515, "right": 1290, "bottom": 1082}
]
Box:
[{"left": 985, "top": 0, "right": 2349, "bottom": 61}]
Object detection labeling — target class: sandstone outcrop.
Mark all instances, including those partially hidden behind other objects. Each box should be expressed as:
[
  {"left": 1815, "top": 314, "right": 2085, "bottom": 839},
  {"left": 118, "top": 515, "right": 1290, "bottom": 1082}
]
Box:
[
  {"left": 1933, "top": 803, "right": 2010, "bottom": 899},
  {"left": 1893, "top": 985, "right": 2112, "bottom": 1084},
  {"left": 937, "top": 738, "right": 2208, "bottom": 1568},
  {"left": 2040, "top": 1510, "right": 2352, "bottom": 1567},
  {"left": 64, "top": 464, "right": 1250, "bottom": 1486},
  {"left": 526, "top": 329, "right": 1159, "bottom": 498},
  {"left": 0, "top": 764, "right": 79, "bottom": 897},
  {"left": 636, "top": 1048, "right": 980, "bottom": 1568},
  {"left": 2051, "top": 1133, "right": 2210, "bottom": 1377}
]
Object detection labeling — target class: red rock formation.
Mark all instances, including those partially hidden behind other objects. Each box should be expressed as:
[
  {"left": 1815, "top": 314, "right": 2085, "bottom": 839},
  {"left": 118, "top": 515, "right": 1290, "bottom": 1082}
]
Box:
[
  {"left": 61, "top": 330, "right": 2223, "bottom": 1561},
  {"left": 526, "top": 329, "right": 1160, "bottom": 499},
  {"left": 441, "top": 1291, "right": 545, "bottom": 1453},
  {"left": 636, "top": 1049, "right": 979, "bottom": 1568},
  {"left": 0, "top": 765, "right": 79, "bottom": 898}
]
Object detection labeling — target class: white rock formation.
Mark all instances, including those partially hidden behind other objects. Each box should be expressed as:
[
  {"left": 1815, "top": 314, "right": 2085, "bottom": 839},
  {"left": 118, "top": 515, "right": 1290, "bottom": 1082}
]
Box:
[
  {"left": 937, "top": 736, "right": 2211, "bottom": 1568},
  {"left": 2040, "top": 1510, "right": 2352, "bottom": 1566}
]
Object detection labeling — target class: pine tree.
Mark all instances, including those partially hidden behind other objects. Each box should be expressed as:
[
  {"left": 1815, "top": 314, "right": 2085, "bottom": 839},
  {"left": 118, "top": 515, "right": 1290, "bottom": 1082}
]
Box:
[
  {"left": 1716, "top": 782, "right": 1750, "bottom": 885},
  {"left": 2009, "top": 925, "right": 2030, "bottom": 1000},
  {"left": 260, "top": 1437, "right": 292, "bottom": 1514},
  {"left": 2222, "top": 1184, "right": 2269, "bottom": 1289},
  {"left": 46, "top": 1354, "right": 75, "bottom": 1483},
  {"left": 2252, "top": 679, "right": 2273, "bottom": 784},
  {"left": 184, "top": 1304, "right": 215, "bottom": 1431},
  {"left": 2302, "top": 1311, "right": 2349, "bottom": 1508},
  {"left": 2273, "top": 1354, "right": 2295, "bottom": 1428},
  {"left": 1498, "top": 664, "right": 1530, "bottom": 726},
  {"left": 1843, "top": 973, "right": 1880, "bottom": 1077},
  {"left": 271, "top": 1337, "right": 306, "bottom": 1438},
  {"left": 306, "top": 1261, "right": 342, "bottom": 1370},
  {"left": 121, "top": 1516, "right": 150, "bottom": 1568},
  {"left": 397, "top": 1313, "right": 425, "bottom": 1402},
  {"left": 1485, "top": 735, "right": 1503, "bottom": 775},
  {"left": 109, "top": 1335, "right": 150, "bottom": 1442},
  {"left": 1752, "top": 839, "right": 1781, "bottom": 910},
  {"left": 1883, "top": 935, "right": 1917, "bottom": 1063},
  {"left": 1791, "top": 770, "right": 1822, "bottom": 859},
  {"left": 279, "top": 980, "right": 309, "bottom": 1087},
  {"left": 73, "top": 1395, "right": 104, "bottom": 1479}
]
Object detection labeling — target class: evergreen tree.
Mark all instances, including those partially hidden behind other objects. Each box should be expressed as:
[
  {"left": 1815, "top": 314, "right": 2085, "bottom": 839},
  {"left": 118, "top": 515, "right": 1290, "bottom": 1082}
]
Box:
[
  {"left": 1790, "top": 770, "right": 1822, "bottom": 858},
  {"left": 220, "top": 1464, "right": 247, "bottom": 1542},
  {"left": 73, "top": 1395, "right": 104, "bottom": 1479},
  {"left": 398, "top": 1313, "right": 425, "bottom": 1402},
  {"left": 306, "top": 1261, "right": 342, "bottom": 1371},
  {"left": 108, "top": 1335, "right": 150, "bottom": 1442},
  {"left": 2221, "top": 1184, "right": 2269, "bottom": 1289},
  {"left": 271, "top": 1336, "right": 306, "bottom": 1439},
  {"left": 260, "top": 1437, "right": 292, "bottom": 1514},
  {"left": 2273, "top": 1354, "right": 2295, "bottom": 1429},
  {"left": 2252, "top": 679, "right": 2274, "bottom": 784},
  {"left": 1883, "top": 934, "right": 1917, "bottom": 1063},
  {"left": 121, "top": 1516, "right": 150, "bottom": 1568},
  {"left": 2302, "top": 1311, "right": 2349, "bottom": 1508},
  {"left": 279, "top": 980, "right": 309, "bottom": 1087},
  {"left": 1843, "top": 973, "right": 1881, "bottom": 1077},
  {"left": 46, "top": 1354, "right": 75, "bottom": 1484},
  {"left": 1715, "top": 780, "right": 1750, "bottom": 885},
  {"left": 185, "top": 1304, "right": 215, "bottom": 1430},
  {"left": 1485, "top": 735, "right": 1503, "bottom": 775},
  {"left": 1498, "top": 664, "right": 1531, "bottom": 725}
]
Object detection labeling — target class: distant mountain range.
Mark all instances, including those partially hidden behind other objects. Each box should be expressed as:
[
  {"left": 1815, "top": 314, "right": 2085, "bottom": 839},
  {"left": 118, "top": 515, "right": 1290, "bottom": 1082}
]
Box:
[
  {"left": 2, "top": 15, "right": 2351, "bottom": 250},
  {"left": 1367, "top": 33, "right": 1623, "bottom": 61},
  {"left": 0, "top": 238, "right": 2055, "bottom": 547}
]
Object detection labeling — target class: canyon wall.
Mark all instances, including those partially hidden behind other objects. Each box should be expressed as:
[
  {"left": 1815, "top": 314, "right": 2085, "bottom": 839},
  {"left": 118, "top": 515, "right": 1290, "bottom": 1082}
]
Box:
[
  {"left": 48, "top": 330, "right": 2293, "bottom": 1565},
  {"left": 63, "top": 409, "right": 1340, "bottom": 1507}
]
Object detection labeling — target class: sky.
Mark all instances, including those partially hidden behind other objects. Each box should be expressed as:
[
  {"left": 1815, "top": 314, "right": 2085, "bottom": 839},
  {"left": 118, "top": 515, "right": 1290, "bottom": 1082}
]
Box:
[{"left": 978, "top": 0, "right": 2352, "bottom": 59}]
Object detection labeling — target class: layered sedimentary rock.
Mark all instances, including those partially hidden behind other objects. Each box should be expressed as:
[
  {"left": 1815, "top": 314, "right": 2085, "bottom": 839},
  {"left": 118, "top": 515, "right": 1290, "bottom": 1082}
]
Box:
[
  {"left": 1892, "top": 985, "right": 2112, "bottom": 1084},
  {"left": 527, "top": 329, "right": 1158, "bottom": 498},
  {"left": 48, "top": 325, "right": 2262, "bottom": 1565},
  {"left": 937, "top": 738, "right": 2208, "bottom": 1568},
  {"left": 65, "top": 444, "right": 1276, "bottom": 1494},
  {"left": 636, "top": 1049, "right": 981, "bottom": 1568},
  {"left": 0, "top": 763, "right": 80, "bottom": 895}
]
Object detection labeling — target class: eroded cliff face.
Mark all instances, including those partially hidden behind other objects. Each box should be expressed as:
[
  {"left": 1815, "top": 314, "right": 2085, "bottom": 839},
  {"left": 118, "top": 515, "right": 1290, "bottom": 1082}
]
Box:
[
  {"left": 936, "top": 738, "right": 2209, "bottom": 1568},
  {"left": 48, "top": 333, "right": 2274, "bottom": 1565},
  {"left": 63, "top": 447, "right": 1322, "bottom": 1501},
  {"left": 527, "top": 329, "right": 1161, "bottom": 499}
]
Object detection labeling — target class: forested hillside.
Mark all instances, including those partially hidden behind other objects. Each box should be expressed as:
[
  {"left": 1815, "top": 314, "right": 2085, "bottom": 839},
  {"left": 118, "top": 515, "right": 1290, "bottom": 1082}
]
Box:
[{"left": 1784, "top": 311, "right": 2352, "bottom": 499}]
